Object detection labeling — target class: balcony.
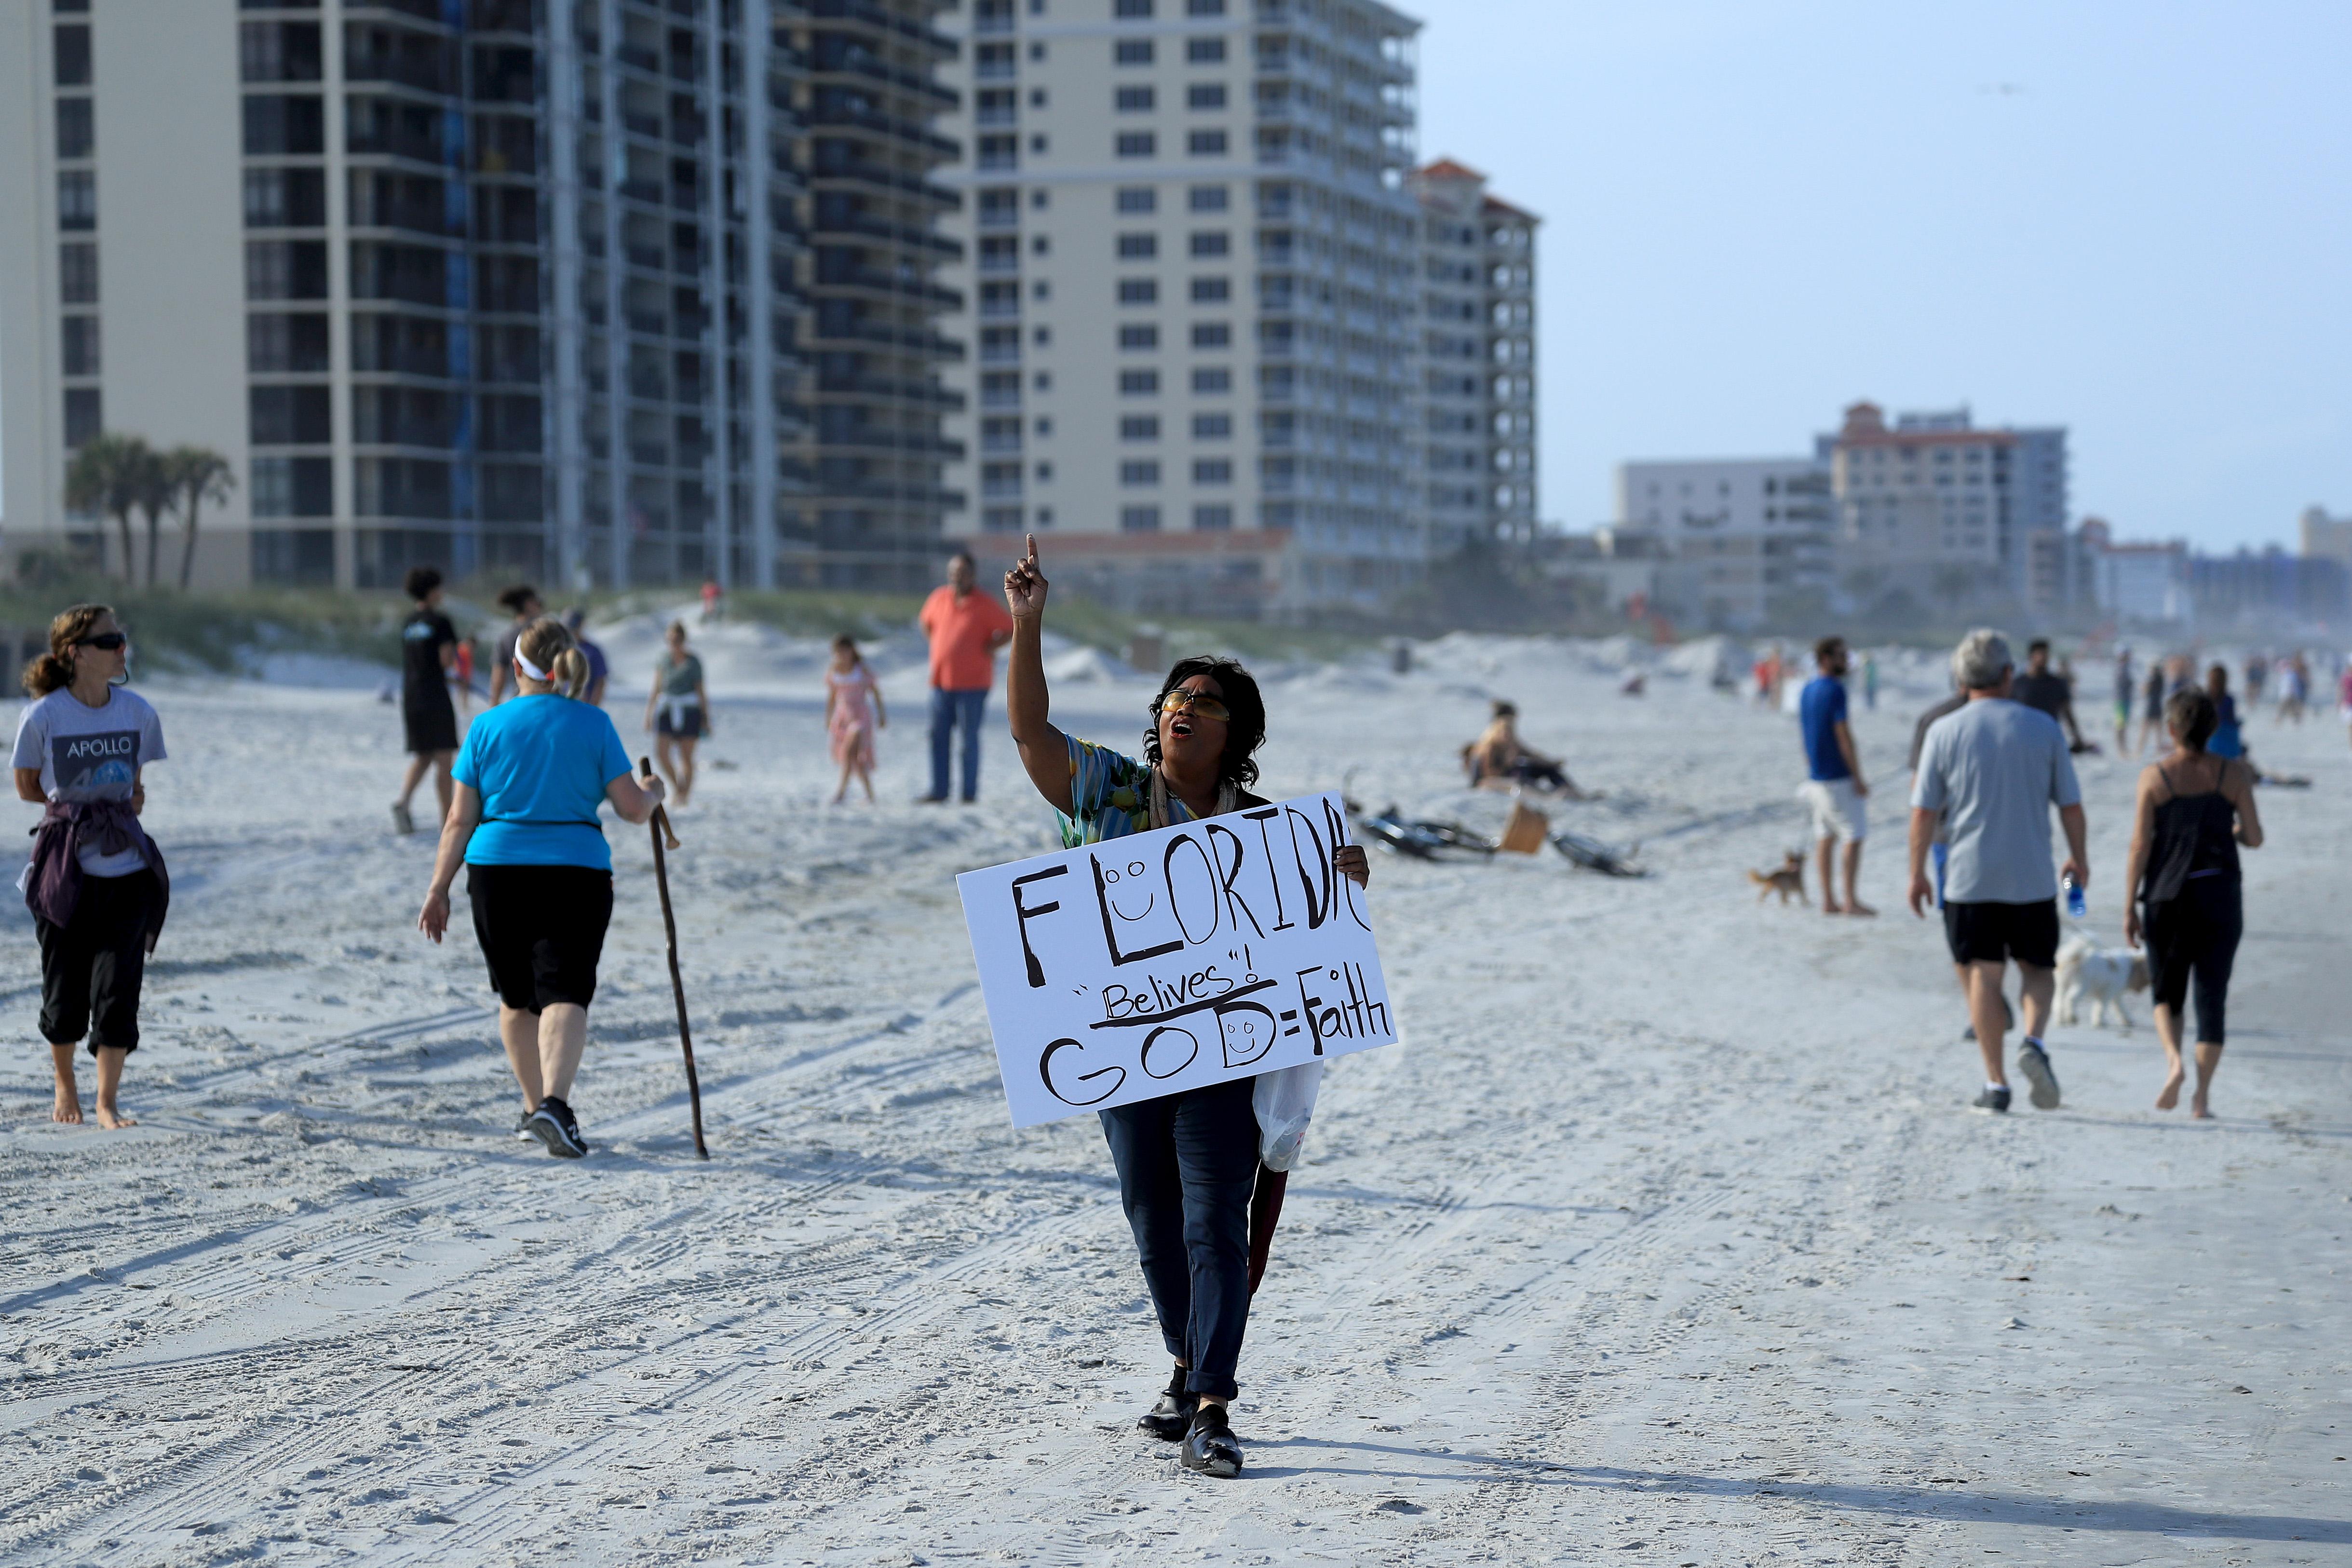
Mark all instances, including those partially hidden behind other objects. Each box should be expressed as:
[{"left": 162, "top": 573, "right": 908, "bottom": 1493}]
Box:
[{"left": 798, "top": 0, "right": 957, "bottom": 57}]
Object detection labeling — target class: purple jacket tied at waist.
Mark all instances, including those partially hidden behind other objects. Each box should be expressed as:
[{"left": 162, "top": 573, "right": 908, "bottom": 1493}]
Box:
[{"left": 25, "top": 798, "right": 169, "bottom": 943}]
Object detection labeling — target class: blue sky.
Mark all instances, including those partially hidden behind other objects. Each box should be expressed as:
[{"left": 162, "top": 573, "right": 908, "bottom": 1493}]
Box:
[{"left": 1406, "top": 0, "right": 2352, "bottom": 551}]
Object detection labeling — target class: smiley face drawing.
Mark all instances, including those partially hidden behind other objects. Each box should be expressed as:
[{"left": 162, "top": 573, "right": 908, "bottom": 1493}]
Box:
[{"left": 1090, "top": 851, "right": 1184, "bottom": 965}]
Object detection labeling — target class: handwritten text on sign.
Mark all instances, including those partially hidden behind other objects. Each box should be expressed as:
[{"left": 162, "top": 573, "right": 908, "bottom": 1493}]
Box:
[{"left": 958, "top": 791, "right": 1395, "bottom": 1128}]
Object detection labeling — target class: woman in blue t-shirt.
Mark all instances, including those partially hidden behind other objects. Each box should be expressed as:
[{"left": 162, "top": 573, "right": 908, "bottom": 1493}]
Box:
[{"left": 417, "top": 617, "right": 665, "bottom": 1158}]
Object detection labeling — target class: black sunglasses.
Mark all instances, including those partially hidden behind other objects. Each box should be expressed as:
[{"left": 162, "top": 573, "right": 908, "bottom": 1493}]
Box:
[{"left": 76, "top": 633, "right": 128, "bottom": 651}]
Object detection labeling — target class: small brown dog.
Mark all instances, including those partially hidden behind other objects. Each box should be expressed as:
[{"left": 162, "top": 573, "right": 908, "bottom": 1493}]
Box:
[{"left": 1747, "top": 851, "right": 1805, "bottom": 904}]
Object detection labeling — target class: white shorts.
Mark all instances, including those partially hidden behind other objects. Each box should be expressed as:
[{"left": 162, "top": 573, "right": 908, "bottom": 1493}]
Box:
[{"left": 1798, "top": 777, "right": 1868, "bottom": 843}]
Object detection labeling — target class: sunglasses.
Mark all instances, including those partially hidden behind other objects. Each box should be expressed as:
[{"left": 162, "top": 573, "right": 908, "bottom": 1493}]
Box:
[
  {"left": 76, "top": 633, "right": 128, "bottom": 651},
  {"left": 1158, "top": 689, "right": 1230, "bottom": 724}
]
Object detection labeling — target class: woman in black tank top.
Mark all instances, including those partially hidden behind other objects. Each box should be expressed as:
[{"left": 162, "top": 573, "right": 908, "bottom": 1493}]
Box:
[{"left": 2122, "top": 688, "right": 2263, "bottom": 1119}]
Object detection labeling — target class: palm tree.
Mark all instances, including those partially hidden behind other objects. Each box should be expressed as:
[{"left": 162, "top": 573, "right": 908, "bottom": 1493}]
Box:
[
  {"left": 135, "top": 456, "right": 177, "bottom": 588},
  {"left": 162, "top": 446, "right": 235, "bottom": 590},
  {"left": 62, "top": 432, "right": 155, "bottom": 583}
]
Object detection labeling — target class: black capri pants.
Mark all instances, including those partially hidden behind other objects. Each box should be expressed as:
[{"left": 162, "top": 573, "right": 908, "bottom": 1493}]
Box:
[
  {"left": 37, "top": 868, "right": 160, "bottom": 1054},
  {"left": 466, "top": 863, "right": 615, "bottom": 1012},
  {"left": 2142, "top": 877, "right": 2243, "bottom": 1045}
]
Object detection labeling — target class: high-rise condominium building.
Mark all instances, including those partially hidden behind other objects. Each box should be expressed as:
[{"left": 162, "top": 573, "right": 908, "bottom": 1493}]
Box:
[
  {"left": 1819, "top": 401, "right": 2069, "bottom": 613},
  {"left": 0, "top": 0, "right": 961, "bottom": 591},
  {"left": 935, "top": 0, "right": 1424, "bottom": 617},
  {"left": 1407, "top": 158, "right": 1534, "bottom": 553},
  {"left": 1612, "top": 456, "right": 1833, "bottom": 630}
]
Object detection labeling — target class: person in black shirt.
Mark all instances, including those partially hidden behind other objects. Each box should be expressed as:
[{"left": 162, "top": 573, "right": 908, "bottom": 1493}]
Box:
[
  {"left": 2013, "top": 639, "right": 2086, "bottom": 751},
  {"left": 393, "top": 566, "right": 461, "bottom": 835}
]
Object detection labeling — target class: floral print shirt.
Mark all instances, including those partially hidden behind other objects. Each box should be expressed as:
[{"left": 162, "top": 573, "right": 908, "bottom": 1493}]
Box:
[{"left": 1056, "top": 734, "right": 1203, "bottom": 846}]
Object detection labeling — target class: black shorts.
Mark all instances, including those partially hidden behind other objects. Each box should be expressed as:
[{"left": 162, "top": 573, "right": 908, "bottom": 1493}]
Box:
[
  {"left": 466, "top": 863, "right": 614, "bottom": 1012},
  {"left": 1942, "top": 898, "right": 2060, "bottom": 970},
  {"left": 37, "top": 868, "right": 159, "bottom": 1053},
  {"left": 404, "top": 689, "right": 459, "bottom": 755},
  {"left": 656, "top": 703, "right": 705, "bottom": 740}
]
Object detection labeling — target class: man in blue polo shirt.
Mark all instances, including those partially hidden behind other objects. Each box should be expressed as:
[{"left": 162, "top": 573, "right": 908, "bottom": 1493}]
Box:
[{"left": 1797, "top": 635, "right": 1874, "bottom": 916}]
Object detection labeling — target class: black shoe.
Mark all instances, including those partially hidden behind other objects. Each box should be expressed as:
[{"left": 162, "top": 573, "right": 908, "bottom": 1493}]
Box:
[
  {"left": 916, "top": 794, "right": 948, "bottom": 804},
  {"left": 514, "top": 1111, "right": 535, "bottom": 1141},
  {"left": 527, "top": 1095, "right": 588, "bottom": 1158},
  {"left": 1974, "top": 1085, "right": 2012, "bottom": 1113},
  {"left": 1180, "top": 1403, "right": 1243, "bottom": 1478},
  {"left": 2016, "top": 1041, "right": 2061, "bottom": 1110},
  {"left": 1138, "top": 1364, "right": 1195, "bottom": 1442}
]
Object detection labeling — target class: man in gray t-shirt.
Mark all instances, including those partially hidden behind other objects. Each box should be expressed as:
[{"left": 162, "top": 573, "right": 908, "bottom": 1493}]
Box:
[{"left": 1907, "top": 630, "right": 2089, "bottom": 1115}]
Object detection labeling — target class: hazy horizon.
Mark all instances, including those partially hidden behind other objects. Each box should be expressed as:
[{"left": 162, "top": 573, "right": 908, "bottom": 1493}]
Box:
[{"left": 1408, "top": 0, "right": 2351, "bottom": 553}]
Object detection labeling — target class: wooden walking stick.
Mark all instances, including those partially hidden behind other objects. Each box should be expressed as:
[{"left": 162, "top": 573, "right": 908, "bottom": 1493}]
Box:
[
  {"left": 640, "top": 757, "right": 708, "bottom": 1159},
  {"left": 1247, "top": 1163, "right": 1287, "bottom": 1295}
]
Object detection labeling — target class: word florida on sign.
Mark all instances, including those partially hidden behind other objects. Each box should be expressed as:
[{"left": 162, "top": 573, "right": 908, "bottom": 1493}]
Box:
[{"left": 958, "top": 790, "right": 1395, "bottom": 1128}]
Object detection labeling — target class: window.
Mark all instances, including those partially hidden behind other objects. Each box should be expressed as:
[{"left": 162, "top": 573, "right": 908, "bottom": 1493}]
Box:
[
  {"left": 1189, "top": 276, "right": 1229, "bottom": 302},
  {"left": 1186, "top": 36, "right": 1226, "bottom": 62},
  {"left": 1189, "top": 230, "right": 1229, "bottom": 257},
  {"left": 1121, "top": 506, "right": 1162, "bottom": 532},
  {"left": 1116, "top": 86, "right": 1155, "bottom": 112},
  {"left": 1117, "top": 231, "right": 1157, "bottom": 259},
  {"left": 977, "top": 134, "right": 1018, "bottom": 169},
  {"left": 1187, "top": 129, "right": 1227, "bottom": 156},
  {"left": 1120, "top": 416, "right": 1160, "bottom": 440},
  {"left": 983, "top": 506, "right": 1024, "bottom": 532},
  {"left": 1117, "top": 186, "right": 1157, "bottom": 213},
  {"left": 243, "top": 167, "right": 326, "bottom": 228},
  {"left": 56, "top": 170, "right": 95, "bottom": 230},
  {"left": 247, "top": 312, "right": 330, "bottom": 372},
  {"left": 1191, "top": 367, "right": 1230, "bottom": 393},
  {"left": 250, "top": 383, "right": 331, "bottom": 445},
  {"left": 1119, "top": 324, "right": 1159, "bottom": 349},
  {"left": 1115, "top": 39, "right": 1153, "bottom": 64},
  {"left": 1115, "top": 0, "right": 1152, "bottom": 15},
  {"left": 53, "top": 24, "right": 90, "bottom": 86},
  {"left": 1115, "top": 132, "right": 1155, "bottom": 158},
  {"left": 1187, "top": 83, "right": 1226, "bottom": 109},
  {"left": 247, "top": 239, "right": 327, "bottom": 299},
  {"left": 63, "top": 387, "right": 101, "bottom": 449},
  {"left": 1189, "top": 185, "right": 1228, "bottom": 212},
  {"left": 1192, "top": 412, "right": 1231, "bottom": 438},
  {"left": 250, "top": 456, "right": 333, "bottom": 517},
  {"left": 59, "top": 243, "right": 97, "bottom": 304},
  {"left": 1117, "top": 278, "right": 1157, "bottom": 304},
  {"left": 1190, "top": 321, "right": 1230, "bottom": 348},
  {"left": 1120, "top": 461, "right": 1161, "bottom": 486},
  {"left": 1186, "top": 0, "right": 1225, "bottom": 13},
  {"left": 1192, "top": 458, "right": 1232, "bottom": 485},
  {"left": 977, "top": 186, "right": 1019, "bottom": 225},
  {"left": 60, "top": 316, "right": 99, "bottom": 378},
  {"left": 55, "top": 97, "right": 92, "bottom": 159},
  {"left": 1120, "top": 369, "right": 1160, "bottom": 395},
  {"left": 243, "top": 95, "right": 324, "bottom": 155},
  {"left": 239, "top": 20, "right": 322, "bottom": 82},
  {"left": 1193, "top": 503, "right": 1233, "bottom": 530}
]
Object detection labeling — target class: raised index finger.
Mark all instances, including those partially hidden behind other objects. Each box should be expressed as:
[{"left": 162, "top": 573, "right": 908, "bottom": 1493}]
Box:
[{"left": 1024, "top": 532, "right": 1039, "bottom": 567}]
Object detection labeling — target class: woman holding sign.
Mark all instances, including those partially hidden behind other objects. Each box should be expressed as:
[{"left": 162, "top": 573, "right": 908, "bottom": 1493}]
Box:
[
  {"left": 416, "top": 617, "right": 666, "bottom": 1158},
  {"left": 1004, "top": 535, "right": 1368, "bottom": 1479}
]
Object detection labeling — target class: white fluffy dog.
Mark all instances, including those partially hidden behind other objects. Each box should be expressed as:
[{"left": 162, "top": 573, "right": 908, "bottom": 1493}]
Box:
[{"left": 2055, "top": 933, "right": 2151, "bottom": 1031}]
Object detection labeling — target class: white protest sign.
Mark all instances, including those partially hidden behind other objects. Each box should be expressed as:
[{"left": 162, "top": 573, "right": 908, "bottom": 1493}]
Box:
[{"left": 957, "top": 790, "right": 1396, "bottom": 1128}]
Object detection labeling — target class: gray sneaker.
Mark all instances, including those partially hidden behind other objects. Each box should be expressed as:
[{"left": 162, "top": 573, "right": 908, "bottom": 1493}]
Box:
[{"left": 2016, "top": 1041, "right": 2061, "bottom": 1110}]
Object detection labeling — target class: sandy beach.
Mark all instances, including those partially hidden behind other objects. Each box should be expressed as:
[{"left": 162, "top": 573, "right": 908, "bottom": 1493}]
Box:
[{"left": 3, "top": 622, "right": 2346, "bottom": 1566}]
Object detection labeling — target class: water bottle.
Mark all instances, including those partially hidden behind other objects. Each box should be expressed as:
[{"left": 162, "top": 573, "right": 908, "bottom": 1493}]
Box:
[{"left": 2063, "top": 873, "right": 2086, "bottom": 920}]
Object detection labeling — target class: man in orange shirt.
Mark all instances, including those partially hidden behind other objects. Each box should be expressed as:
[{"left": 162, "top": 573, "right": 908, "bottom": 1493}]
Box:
[{"left": 919, "top": 550, "right": 1014, "bottom": 802}]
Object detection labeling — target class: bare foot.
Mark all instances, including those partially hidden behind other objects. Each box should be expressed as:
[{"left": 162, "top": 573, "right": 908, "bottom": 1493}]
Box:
[
  {"left": 1845, "top": 900, "right": 1879, "bottom": 918},
  {"left": 53, "top": 1085, "right": 83, "bottom": 1124},
  {"left": 2190, "top": 1098, "right": 2213, "bottom": 1120},
  {"left": 2155, "top": 1070, "right": 2184, "bottom": 1111},
  {"left": 1821, "top": 903, "right": 1844, "bottom": 917},
  {"left": 94, "top": 1103, "right": 137, "bottom": 1129}
]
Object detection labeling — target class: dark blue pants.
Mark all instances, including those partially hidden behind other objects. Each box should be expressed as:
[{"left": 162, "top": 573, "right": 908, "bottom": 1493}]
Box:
[
  {"left": 928, "top": 686, "right": 987, "bottom": 801},
  {"left": 1099, "top": 1079, "right": 1259, "bottom": 1401}
]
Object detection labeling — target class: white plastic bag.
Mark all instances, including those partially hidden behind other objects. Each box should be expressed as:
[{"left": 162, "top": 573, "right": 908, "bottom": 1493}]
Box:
[{"left": 1252, "top": 1060, "right": 1323, "bottom": 1171}]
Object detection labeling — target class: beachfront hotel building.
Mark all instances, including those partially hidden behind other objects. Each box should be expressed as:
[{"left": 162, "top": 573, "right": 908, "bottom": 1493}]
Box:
[
  {"left": 1817, "top": 401, "right": 2070, "bottom": 615},
  {"left": 933, "top": 0, "right": 1433, "bottom": 617},
  {"left": 0, "top": 0, "right": 963, "bottom": 592},
  {"left": 1407, "top": 157, "right": 1535, "bottom": 554},
  {"left": 1610, "top": 456, "right": 1835, "bottom": 631}
]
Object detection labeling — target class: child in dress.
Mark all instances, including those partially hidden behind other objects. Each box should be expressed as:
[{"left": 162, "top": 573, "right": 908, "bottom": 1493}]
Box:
[{"left": 825, "top": 635, "right": 886, "bottom": 804}]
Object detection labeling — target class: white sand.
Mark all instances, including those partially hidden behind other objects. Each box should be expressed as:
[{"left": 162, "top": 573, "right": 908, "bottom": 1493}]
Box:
[{"left": 3, "top": 623, "right": 2347, "bottom": 1565}]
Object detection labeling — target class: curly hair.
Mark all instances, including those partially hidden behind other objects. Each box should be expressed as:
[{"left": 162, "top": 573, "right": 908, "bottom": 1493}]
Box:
[
  {"left": 1142, "top": 655, "right": 1265, "bottom": 789},
  {"left": 22, "top": 603, "right": 114, "bottom": 696}
]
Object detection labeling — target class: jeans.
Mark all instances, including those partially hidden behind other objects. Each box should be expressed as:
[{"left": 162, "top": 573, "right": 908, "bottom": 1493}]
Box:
[
  {"left": 1098, "top": 1079, "right": 1260, "bottom": 1401},
  {"left": 928, "top": 687, "right": 988, "bottom": 801}
]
